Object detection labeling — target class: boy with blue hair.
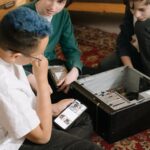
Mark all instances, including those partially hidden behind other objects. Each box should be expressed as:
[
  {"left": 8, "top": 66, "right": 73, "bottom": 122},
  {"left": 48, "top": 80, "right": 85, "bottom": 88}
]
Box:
[{"left": 0, "top": 7, "right": 102, "bottom": 150}]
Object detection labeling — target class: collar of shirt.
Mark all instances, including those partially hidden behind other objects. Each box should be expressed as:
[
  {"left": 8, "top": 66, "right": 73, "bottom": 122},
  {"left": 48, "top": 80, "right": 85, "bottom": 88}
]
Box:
[{"left": 42, "top": 15, "right": 53, "bottom": 22}]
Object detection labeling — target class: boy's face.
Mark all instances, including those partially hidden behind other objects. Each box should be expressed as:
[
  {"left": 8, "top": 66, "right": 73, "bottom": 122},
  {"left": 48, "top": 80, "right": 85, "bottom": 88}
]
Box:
[
  {"left": 37, "top": 0, "right": 67, "bottom": 16},
  {"left": 11, "top": 36, "right": 49, "bottom": 65},
  {"left": 130, "top": 0, "right": 150, "bottom": 21}
]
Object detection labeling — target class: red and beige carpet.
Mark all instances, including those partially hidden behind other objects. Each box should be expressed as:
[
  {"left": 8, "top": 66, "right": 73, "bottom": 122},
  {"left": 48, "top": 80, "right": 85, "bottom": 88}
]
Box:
[{"left": 56, "top": 25, "right": 150, "bottom": 150}]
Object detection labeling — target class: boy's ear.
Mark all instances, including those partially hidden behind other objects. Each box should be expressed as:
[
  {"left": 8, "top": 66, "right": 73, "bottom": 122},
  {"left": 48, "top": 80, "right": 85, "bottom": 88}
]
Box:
[{"left": 10, "top": 52, "right": 23, "bottom": 61}]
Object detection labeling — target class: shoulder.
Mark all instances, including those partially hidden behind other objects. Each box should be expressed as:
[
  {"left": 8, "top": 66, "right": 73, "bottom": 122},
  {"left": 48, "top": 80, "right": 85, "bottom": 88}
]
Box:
[
  {"left": 0, "top": 66, "right": 14, "bottom": 104},
  {"left": 123, "top": 0, "right": 129, "bottom": 5},
  {"left": 52, "top": 9, "right": 71, "bottom": 25},
  {"left": 62, "top": 8, "right": 69, "bottom": 14},
  {"left": 0, "top": 63, "right": 24, "bottom": 91},
  {"left": 137, "top": 19, "right": 150, "bottom": 35},
  {"left": 0, "top": 65, "right": 9, "bottom": 81},
  {"left": 54, "top": 8, "right": 70, "bottom": 18},
  {"left": 0, "top": 69, "right": 12, "bottom": 94}
]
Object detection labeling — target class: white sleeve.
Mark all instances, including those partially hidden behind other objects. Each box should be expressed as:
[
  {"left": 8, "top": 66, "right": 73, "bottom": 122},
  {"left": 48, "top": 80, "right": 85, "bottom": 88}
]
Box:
[{"left": 0, "top": 89, "right": 40, "bottom": 139}]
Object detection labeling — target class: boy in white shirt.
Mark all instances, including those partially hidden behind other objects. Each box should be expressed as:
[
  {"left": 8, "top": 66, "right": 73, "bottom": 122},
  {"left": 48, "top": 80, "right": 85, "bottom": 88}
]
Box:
[{"left": 0, "top": 7, "right": 102, "bottom": 150}]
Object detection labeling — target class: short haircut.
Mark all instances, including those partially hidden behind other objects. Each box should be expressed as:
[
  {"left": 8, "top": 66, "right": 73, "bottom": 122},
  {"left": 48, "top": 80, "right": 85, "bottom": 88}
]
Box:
[
  {"left": 36, "top": 0, "right": 67, "bottom": 2},
  {"left": 129, "top": 0, "right": 150, "bottom": 4},
  {"left": 0, "top": 7, "right": 51, "bottom": 54},
  {"left": 36, "top": 0, "right": 69, "bottom": 6}
]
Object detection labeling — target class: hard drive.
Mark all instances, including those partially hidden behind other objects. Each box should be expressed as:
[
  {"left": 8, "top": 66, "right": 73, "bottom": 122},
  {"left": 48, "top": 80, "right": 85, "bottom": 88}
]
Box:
[{"left": 48, "top": 65, "right": 68, "bottom": 89}]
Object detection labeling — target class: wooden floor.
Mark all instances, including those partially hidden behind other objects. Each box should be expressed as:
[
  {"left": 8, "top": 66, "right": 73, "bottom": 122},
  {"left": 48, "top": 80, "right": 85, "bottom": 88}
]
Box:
[
  {"left": 0, "top": 0, "right": 28, "bottom": 20},
  {"left": 68, "top": 2, "right": 125, "bottom": 14}
]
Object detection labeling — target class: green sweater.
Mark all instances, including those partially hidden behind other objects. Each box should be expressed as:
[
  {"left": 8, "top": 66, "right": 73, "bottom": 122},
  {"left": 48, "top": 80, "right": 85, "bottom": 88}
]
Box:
[{"left": 23, "top": 1, "right": 83, "bottom": 71}]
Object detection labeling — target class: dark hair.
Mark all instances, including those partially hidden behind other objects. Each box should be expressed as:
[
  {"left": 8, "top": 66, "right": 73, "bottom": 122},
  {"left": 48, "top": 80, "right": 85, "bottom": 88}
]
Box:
[
  {"left": 129, "top": 0, "right": 150, "bottom": 4},
  {"left": 0, "top": 7, "right": 51, "bottom": 54},
  {"left": 36, "top": 0, "right": 69, "bottom": 6},
  {"left": 36, "top": 0, "right": 68, "bottom": 3}
]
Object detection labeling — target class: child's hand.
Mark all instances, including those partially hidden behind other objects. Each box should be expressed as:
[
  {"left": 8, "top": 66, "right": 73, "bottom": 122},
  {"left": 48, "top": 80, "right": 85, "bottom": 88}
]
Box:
[
  {"left": 52, "top": 99, "right": 74, "bottom": 117},
  {"left": 131, "top": 35, "right": 140, "bottom": 52},
  {"left": 57, "top": 67, "right": 79, "bottom": 93},
  {"left": 31, "top": 55, "right": 48, "bottom": 82}
]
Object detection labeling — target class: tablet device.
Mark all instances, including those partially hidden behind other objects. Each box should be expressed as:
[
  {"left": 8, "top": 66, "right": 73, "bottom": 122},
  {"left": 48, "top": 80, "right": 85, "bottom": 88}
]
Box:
[{"left": 54, "top": 100, "right": 87, "bottom": 130}]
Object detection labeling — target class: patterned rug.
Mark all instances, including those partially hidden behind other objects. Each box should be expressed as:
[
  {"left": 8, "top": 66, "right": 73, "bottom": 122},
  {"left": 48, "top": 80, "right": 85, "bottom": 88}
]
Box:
[
  {"left": 74, "top": 25, "right": 117, "bottom": 67},
  {"left": 56, "top": 25, "right": 150, "bottom": 150}
]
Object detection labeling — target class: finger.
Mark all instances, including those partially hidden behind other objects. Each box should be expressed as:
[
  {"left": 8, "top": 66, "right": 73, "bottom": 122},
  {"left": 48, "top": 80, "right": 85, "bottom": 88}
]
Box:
[
  {"left": 48, "top": 85, "right": 53, "bottom": 94},
  {"left": 64, "top": 99, "right": 73, "bottom": 108},
  {"left": 58, "top": 83, "right": 67, "bottom": 92},
  {"left": 32, "top": 59, "right": 40, "bottom": 67},
  {"left": 57, "top": 78, "right": 65, "bottom": 87},
  {"left": 60, "top": 99, "right": 74, "bottom": 110},
  {"left": 65, "top": 98, "right": 74, "bottom": 104},
  {"left": 64, "top": 85, "right": 70, "bottom": 93}
]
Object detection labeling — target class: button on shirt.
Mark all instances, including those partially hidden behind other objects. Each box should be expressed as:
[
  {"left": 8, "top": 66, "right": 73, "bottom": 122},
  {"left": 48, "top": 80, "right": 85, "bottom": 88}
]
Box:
[{"left": 0, "top": 58, "right": 40, "bottom": 150}]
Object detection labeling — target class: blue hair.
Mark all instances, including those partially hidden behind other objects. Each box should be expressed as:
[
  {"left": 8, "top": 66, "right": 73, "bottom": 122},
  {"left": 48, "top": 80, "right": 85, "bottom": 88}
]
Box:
[
  {"left": 1, "top": 7, "right": 51, "bottom": 37},
  {"left": 0, "top": 7, "right": 51, "bottom": 53}
]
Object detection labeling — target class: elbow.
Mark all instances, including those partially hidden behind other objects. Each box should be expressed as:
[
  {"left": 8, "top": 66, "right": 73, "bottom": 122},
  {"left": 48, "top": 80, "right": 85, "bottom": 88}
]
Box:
[
  {"left": 26, "top": 131, "right": 52, "bottom": 144},
  {"left": 36, "top": 134, "right": 51, "bottom": 144},
  {"left": 36, "top": 133, "right": 51, "bottom": 144}
]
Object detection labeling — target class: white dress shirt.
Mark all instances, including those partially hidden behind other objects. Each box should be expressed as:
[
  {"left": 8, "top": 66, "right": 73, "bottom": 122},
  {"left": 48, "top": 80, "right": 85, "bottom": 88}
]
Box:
[{"left": 0, "top": 58, "right": 40, "bottom": 150}]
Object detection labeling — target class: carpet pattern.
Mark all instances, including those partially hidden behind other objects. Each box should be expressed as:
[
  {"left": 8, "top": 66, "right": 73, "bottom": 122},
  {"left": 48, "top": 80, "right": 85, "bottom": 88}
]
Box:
[
  {"left": 75, "top": 25, "right": 117, "bottom": 67},
  {"left": 56, "top": 25, "right": 117, "bottom": 67},
  {"left": 56, "top": 25, "right": 150, "bottom": 150}
]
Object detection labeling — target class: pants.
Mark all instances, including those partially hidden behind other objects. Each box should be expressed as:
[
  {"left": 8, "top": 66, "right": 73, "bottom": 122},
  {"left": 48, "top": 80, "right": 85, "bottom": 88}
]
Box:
[
  {"left": 20, "top": 129, "right": 102, "bottom": 150},
  {"left": 19, "top": 113, "right": 103, "bottom": 150}
]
